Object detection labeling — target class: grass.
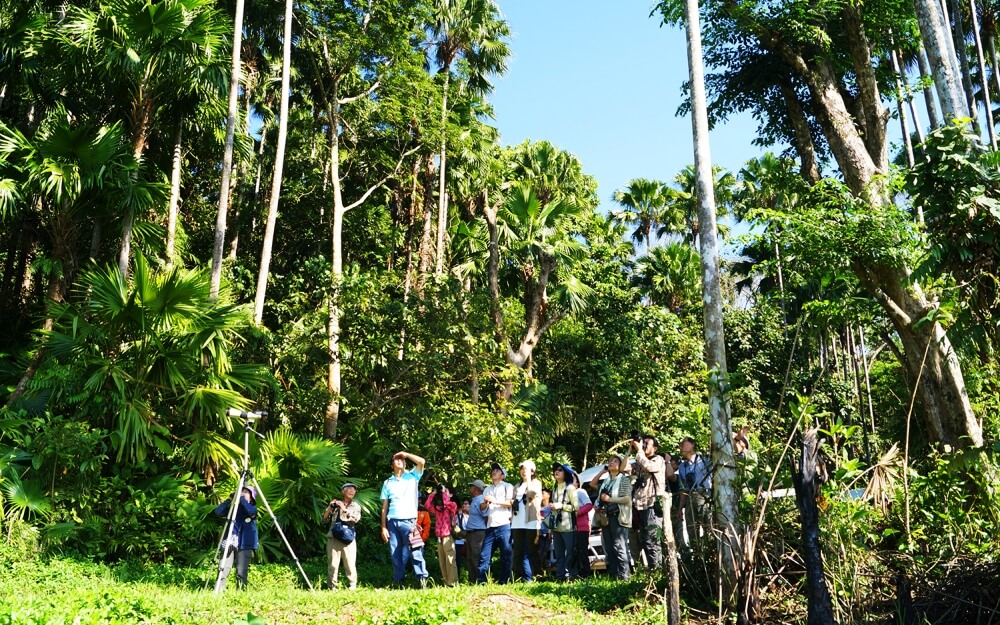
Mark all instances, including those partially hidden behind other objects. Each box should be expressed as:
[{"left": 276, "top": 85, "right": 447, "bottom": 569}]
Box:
[{"left": 0, "top": 553, "right": 673, "bottom": 625}]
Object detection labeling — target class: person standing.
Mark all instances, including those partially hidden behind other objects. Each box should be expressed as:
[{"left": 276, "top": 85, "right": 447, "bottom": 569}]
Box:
[
  {"left": 464, "top": 480, "right": 488, "bottom": 584},
  {"left": 380, "top": 450, "right": 429, "bottom": 588},
  {"left": 631, "top": 435, "right": 669, "bottom": 569},
  {"left": 676, "top": 437, "right": 712, "bottom": 557},
  {"left": 549, "top": 463, "right": 579, "bottom": 581},
  {"left": 572, "top": 474, "right": 594, "bottom": 578},
  {"left": 426, "top": 484, "right": 460, "bottom": 586},
  {"left": 213, "top": 486, "right": 258, "bottom": 591},
  {"left": 510, "top": 460, "right": 542, "bottom": 582},
  {"left": 455, "top": 499, "right": 470, "bottom": 576},
  {"left": 322, "top": 482, "right": 361, "bottom": 590},
  {"left": 590, "top": 454, "right": 633, "bottom": 580},
  {"left": 477, "top": 462, "right": 514, "bottom": 584}
]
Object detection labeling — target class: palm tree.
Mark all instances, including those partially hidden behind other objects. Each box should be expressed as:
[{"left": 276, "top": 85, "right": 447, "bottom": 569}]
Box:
[
  {"left": 1, "top": 108, "right": 164, "bottom": 407},
  {"left": 431, "top": 0, "right": 510, "bottom": 275},
  {"left": 42, "top": 251, "right": 264, "bottom": 468},
  {"left": 663, "top": 164, "right": 736, "bottom": 246},
  {"left": 59, "top": 0, "right": 228, "bottom": 277},
  {"left": 634, "top": 243, "right": 701, "bottom": 312},
  {"left": 485, "top": 176, "right": 593, "bottom": 403},
  {"left": 611, "top": 178, "right": 675, "bottom": 250}
]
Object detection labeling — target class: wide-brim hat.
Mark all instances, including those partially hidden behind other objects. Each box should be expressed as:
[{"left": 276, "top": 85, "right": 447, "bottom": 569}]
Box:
[
  {"left": 551, "top": 462, "right": 575, "bottom": 480},
  {"left": 519, "top": 459, "right": 536, "bottom": 473},
  {"left": 468, "top": 479, "right": 487, "bottom": 490},
  {"left": 242, "top": 486, "right": 256, "bottom": 503}
]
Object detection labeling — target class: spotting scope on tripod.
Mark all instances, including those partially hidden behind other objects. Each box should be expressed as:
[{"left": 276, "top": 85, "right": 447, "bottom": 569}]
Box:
[{"left": 210, "top": 408, "right": 314, "bottom": 593}]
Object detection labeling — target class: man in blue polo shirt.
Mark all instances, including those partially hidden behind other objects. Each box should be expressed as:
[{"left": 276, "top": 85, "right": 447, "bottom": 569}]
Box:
[{"left": 380, "top": 450, "right": 429, "bottom": 588}]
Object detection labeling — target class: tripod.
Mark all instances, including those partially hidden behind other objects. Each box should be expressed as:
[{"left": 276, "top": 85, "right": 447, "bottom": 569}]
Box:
[{"left": 212, "top": 410, "right": 314, "bottom": 593}]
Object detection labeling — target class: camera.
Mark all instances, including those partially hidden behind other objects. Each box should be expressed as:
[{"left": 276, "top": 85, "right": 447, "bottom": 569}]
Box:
[
  {"left": 511, "top": 493, "right": 526, "bottom": 515},
  {"left": 630, "top": 429, "right": 641, "bottom": 442}
]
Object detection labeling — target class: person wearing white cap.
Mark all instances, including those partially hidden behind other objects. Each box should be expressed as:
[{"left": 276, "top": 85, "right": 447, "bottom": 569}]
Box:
[
  {"left": 477, "top": 462, "right": 514, "bottom": 583},
  {"left": 213, "top": 486, "right": 258, "bottom": 591},
  {"left": 511, "top": 459, "right": 543, "bottom": 581},
  {"left": 323, "top": 483, "right": 362, "bottom": 589}
]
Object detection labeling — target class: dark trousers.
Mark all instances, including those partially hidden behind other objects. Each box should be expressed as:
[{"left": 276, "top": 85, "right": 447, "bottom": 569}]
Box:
[
  {"left": 602, "top": 515, "right": 631, "bottom": 580},
  {"left": 511, "top": 528, "right": 539, "bottom": 581},
  {"left": 574, "top": 530, "right": 592, "bottom": 577},
  {"left": 465, "top": 530, "right": 485, "bottom": 584},
  {"left": 634, "top": 506, "right": 663, "bottom": 569}
]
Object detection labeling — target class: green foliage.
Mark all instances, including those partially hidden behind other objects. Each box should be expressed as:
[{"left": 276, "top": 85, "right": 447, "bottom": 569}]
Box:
[
  {"left": 36, "top": 252, "right": 265, "bottom": 465},
  {"left": 908, "top": 122, "right": 1000, "bottom": 355}
]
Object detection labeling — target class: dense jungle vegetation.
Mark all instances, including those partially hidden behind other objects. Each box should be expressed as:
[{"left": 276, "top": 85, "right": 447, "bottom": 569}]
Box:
[{"left": 1, "top": 0, "right": 999, "bottom": 623}]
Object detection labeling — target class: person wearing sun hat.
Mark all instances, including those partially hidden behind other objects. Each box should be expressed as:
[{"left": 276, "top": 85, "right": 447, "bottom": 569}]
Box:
[
  {"left": 323, "top": 482, "right": 362, "bottom": 590},
  {"left": 213, "top": 485, "right": 258, "bottom": 591},
  {"left": 477, "top": 462, "right": 514, "bottom": 583},
  {"left": 510, "top": 459, "right": 543, "bottom": 581}
]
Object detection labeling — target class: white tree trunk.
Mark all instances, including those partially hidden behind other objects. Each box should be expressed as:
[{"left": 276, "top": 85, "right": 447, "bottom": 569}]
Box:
[
  {"left": 166, "top": 124, "right": 183, "bottom": 269},
  {"left": 969, "top": 0, "right": 998, "bottom": 148},
  {"left": 917, "top": 45, "right": 943, "bottom": 129},
  {"left": 683, "top": 0, "right": 740, "bottom": 604},
  {"left": 210, "top": 0, "right": 246, "bottom": 298},
  {"left": 435, "top": 70, "right": 451, "bottom": 276},
  {"left": 253, "top": 0, "right": 293, "bottom": 325},
  {"left": 913, "top": 0, "right": 971, "bottom": 121}
]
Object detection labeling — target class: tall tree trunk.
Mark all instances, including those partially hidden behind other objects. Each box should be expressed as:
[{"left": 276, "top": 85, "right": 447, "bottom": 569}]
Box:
[
  {"left": 890, "top": 47, "right": 917, "bottom": 167},
  {"left": 684, "top": 0, "right": 740, "bottom": 602},
  {"left": 854, "top": 264, "right": 982, "bottom": 447},
  {"left": 166, "top": 124, "right": 183, "bottom": 269},
  {"left": 661, "top": 492, "right": 681, "bottom": 625},
  {"left": 253, "top": 0, "right": 293, "bottom": 325},
  {"left": 914, "top": 0, "right": 971, "bottom": 121},
  {"left": 435, "top": 69, "right": 450, "bottom": 276},
  {"left": 969, "top": 0, "right": 998, "bottom": 147},
  {"left": 986, "top": 30, "right": 1000, "bottom": 104},
  {"left": 916, "top": 46, "right": 943, "bottom": 129},
  {"left": 792, "top": 429, "right": 838, "bottom": 625},
  {"left": 419, "top": 155, "right": 436, "bottom": 274},
  {"left": 210, "top": 0, "right": 246, "bottom": 298},
  {"left": 950, "top": 0, "right": 981, "bottom": 126}
]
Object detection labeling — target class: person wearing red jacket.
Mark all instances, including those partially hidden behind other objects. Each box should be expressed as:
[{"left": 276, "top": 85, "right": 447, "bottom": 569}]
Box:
[{"left": 426, "top": 485, "right": 460, "bottom": 586}]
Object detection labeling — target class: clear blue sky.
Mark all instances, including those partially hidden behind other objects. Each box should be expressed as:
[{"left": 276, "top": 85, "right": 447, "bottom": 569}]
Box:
[{"left": 490, "top": 1, "right": 766, "bottom": 214}]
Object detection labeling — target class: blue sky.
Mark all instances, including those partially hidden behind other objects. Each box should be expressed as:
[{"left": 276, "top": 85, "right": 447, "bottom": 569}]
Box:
[{"left": 490, "top": 1, "right": 766, "bottom": 215}]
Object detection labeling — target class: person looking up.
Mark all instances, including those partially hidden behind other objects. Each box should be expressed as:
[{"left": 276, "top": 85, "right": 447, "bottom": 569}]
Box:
[{"left": 380, "top": 450, "right": 429, "bottom": 588}]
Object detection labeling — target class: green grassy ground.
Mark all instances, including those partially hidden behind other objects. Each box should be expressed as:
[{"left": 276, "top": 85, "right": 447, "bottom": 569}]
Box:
[{"left": 0, "top": 555, "right": 672, "bottom": 624}]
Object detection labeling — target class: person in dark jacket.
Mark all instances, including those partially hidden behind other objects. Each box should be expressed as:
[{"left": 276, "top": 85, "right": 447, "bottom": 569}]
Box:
[{"left": 214, "top": 485, "right": 258, "bottom": 591}]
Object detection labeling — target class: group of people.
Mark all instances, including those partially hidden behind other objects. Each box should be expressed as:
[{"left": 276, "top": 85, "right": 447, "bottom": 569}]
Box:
[
  {"left": 357, "top": 438, "right": 715, "bottom": 590},
  {"left": 211, "top": 436, "right": 718, "bottom": 591}
]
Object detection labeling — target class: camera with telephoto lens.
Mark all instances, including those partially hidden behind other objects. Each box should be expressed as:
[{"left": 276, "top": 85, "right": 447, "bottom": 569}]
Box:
[{"left": 630, "top": 429, "right": 641, "bottom": 442}]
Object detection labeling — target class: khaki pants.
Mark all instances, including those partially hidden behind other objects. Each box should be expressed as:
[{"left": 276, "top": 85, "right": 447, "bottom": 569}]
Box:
[
  {"left": 326, "top": 536, "right": 357, "bottom": 589},
  {"left": 437, "top": 535, "right": 459, "bottom": 586}
]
